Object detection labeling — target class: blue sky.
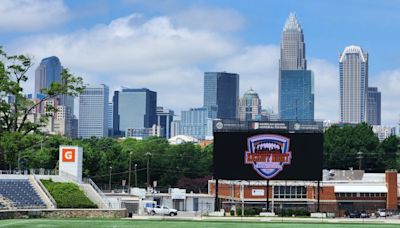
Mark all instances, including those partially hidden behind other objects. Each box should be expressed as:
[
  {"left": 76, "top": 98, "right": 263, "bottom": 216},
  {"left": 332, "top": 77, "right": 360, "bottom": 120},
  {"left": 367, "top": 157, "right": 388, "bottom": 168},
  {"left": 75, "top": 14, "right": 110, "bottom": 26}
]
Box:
[{"left": 0, "top": 0, "right": 399, "bottom": 126}]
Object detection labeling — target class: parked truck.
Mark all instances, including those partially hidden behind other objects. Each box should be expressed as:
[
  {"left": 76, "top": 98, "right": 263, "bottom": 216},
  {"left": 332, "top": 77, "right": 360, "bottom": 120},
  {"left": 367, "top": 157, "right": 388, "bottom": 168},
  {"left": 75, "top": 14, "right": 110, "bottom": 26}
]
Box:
[{"left": 146, "top": 205, "right": 178, "bottom": 216}]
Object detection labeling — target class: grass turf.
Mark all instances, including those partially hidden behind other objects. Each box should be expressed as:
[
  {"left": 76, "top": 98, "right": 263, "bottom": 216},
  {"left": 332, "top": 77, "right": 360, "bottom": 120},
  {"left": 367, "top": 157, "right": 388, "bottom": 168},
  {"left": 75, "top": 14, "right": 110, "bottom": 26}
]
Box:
[{"left": 0, "top": 219, "right": 400, "bottom": 228}]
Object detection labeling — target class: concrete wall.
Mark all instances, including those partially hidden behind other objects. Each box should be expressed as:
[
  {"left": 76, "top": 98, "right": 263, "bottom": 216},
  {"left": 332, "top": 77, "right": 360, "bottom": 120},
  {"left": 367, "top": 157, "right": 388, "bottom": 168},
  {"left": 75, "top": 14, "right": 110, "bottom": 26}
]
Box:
[{"left": 0, "top": 209, "right": 127, "bottom": 220}]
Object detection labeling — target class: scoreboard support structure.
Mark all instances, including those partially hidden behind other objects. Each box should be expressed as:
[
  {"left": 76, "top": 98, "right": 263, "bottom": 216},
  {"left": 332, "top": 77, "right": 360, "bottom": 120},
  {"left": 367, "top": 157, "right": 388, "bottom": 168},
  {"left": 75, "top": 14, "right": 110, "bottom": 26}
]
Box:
[
  {"left": 214, "top": 178, "right": 220, "bottom": 211},
  {"left": 266, "top": 180, "right": 270, "bottom": 212},
  {"left": 317, "top": 180, "right": 321, "bottom": 212}
]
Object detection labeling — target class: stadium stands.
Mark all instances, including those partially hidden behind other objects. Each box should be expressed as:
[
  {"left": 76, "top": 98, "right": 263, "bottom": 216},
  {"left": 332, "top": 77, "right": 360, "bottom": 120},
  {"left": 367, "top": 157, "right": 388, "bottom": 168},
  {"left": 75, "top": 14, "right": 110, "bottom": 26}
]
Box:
[{"left": 0, "top": 179, "right": 46, "bottom": 209}]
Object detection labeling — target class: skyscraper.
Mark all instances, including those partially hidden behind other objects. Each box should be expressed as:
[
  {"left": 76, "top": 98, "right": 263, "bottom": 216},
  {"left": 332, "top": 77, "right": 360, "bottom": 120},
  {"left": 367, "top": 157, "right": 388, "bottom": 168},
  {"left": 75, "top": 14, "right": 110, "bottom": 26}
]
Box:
[
  {"left": 156, "top": 107, "right": 174, "bottom": 139},
  {"left": 339, "top": 45, "right": 368, "bottom": 123},
  {"left": 203, "top": 72, "right": 239, "bottom": 119},
  {"left": 279, "top": 13, "right": 306, "bottom": 71},
  {"left": 367, "top": 87, "right": 381, "bottom": 125},
  {"left": 278, "top": 13, "right": 314, "bottom": 121},
  {"left": 35, "top": 56, "right": 62, "bottom": 96},
  {"left": 112, "top": 88, "right": 157, "bottom": 136},
  {"left": 78, "top": 84, "right": 109, "bottom": 138},
  {"left": 239, "top": 89, "right": 262, "bottom": 121},
  {"left": 35, "top": 56, "right": 75, "bottom": 136}
]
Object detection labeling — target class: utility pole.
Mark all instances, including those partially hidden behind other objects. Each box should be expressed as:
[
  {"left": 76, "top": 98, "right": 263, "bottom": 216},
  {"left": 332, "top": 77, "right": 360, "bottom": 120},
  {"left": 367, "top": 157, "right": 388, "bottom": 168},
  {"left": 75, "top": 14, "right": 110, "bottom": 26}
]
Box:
[
  {"left": 134, "top": 163, "right": 138, "bottom": 187},
  {"left": 128, "top": 152, "right": 132, "bottom": 194},
  {"left": 109, "top": 166, "right": 113, "bottom": 192},
  {"left": 357, "top": 151, "right": 363, "bottom": 170},
  {"left": 145, "top": 152, "right": 152, "bottom": 188}
]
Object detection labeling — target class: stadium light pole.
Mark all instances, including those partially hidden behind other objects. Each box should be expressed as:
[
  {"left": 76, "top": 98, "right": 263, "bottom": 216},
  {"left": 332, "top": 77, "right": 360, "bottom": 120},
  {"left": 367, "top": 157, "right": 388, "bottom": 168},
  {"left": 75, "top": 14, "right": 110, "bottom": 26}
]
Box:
[
  {"left": 145, "top": 152, "right": 152, "bottom": 189},
  {"left": 109, "top": 166, "right": 112, "bottom": 192},
  {"left": 128, "top": 152, "right": 132, "bottom": 194}
]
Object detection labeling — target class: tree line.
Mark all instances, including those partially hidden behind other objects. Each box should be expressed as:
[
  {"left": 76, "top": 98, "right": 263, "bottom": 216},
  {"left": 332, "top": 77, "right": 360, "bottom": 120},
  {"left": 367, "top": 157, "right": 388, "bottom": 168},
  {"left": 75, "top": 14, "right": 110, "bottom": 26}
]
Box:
[{"left": 324, "top": 123, "right": 399, "bottom": 172}]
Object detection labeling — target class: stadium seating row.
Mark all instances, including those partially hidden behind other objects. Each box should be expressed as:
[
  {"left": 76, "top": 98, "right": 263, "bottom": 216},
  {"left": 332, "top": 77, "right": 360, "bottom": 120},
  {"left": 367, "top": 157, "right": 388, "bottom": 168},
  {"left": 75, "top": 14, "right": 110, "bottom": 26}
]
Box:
[{"left": 0, "top": 179, "right": 46, "bottom": 209}]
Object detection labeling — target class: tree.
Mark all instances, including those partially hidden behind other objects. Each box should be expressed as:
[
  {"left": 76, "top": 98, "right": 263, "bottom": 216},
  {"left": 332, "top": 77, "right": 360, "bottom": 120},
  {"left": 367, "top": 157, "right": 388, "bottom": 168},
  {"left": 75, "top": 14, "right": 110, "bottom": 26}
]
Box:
[
  {"left": 377, "top": 135, "right": 399, "bottom": 170},
  {"left": 324, "top": 123, "right": 380, "bottom": 171},
  {"left": 0, "top": 47, "right": 84, "bottom": 169}
]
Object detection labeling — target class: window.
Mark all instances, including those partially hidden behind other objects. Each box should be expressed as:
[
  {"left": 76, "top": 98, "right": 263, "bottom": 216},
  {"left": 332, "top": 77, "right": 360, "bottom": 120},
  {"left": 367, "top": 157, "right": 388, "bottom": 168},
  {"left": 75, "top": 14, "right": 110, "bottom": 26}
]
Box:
[{"left": 273, "top": 186, "right": 307, "bottom": 199}]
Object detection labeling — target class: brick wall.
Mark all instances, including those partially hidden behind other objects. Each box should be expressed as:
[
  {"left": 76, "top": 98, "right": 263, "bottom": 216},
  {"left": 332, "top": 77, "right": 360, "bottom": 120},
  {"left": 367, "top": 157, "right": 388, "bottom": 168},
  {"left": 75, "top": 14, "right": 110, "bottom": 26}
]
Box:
[{"left": 385, "top": 170, "right": 398, "bottom": 210}]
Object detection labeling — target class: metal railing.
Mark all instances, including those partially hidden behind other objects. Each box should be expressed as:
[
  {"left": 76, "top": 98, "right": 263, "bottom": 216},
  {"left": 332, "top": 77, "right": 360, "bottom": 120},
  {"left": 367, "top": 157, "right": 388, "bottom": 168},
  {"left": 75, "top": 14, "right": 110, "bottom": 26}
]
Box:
[
  {"left": 32, "top": 175, "right": 57, "bottom": 209},
  {"left": 0, "top": 169, "right": 57, "bottom": 175},
  {"left": 84, "top": 178, "right": 112, "bottom": 209}
]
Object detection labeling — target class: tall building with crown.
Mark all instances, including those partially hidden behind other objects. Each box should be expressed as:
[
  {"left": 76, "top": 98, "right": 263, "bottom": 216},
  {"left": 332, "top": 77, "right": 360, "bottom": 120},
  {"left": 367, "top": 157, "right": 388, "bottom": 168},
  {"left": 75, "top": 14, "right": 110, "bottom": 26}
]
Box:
[
  {"left": 339, "top": 45, "right": 369, "bottom": 123},
  {"left": 239, "top": 89, "right": 262, "bottom": 121},
  {"left": 278, "top": 13, "right": 314, "bottom": 121}
]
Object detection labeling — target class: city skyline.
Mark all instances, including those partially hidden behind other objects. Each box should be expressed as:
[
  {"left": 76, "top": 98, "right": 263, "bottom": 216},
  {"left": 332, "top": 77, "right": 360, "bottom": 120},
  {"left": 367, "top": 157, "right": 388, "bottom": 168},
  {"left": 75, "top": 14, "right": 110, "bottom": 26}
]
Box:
[{"left": 0, "top": 0, "right": 399, "bottom": 126}]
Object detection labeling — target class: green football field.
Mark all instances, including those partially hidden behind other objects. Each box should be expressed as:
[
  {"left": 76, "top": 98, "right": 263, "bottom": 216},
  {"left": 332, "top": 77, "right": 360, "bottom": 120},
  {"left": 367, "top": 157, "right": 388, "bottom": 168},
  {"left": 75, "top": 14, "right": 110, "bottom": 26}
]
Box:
[{"left": 0, "top": 219, "right": 400, "bottom": 228}]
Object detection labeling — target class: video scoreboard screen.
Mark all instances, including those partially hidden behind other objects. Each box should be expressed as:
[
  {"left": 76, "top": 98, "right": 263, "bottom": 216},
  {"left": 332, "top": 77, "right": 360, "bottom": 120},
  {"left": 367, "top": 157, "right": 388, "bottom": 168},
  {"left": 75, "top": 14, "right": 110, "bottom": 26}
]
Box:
[{"left": 213, "top": 132, "right": 323, "bottom": 181}]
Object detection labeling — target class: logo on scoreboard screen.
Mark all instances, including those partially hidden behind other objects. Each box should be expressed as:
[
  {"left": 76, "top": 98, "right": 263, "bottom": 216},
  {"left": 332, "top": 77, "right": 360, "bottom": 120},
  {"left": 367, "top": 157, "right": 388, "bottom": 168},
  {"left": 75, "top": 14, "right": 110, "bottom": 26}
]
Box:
[{"left": 245, "top": 134, "right": 292, "bottom": 179}]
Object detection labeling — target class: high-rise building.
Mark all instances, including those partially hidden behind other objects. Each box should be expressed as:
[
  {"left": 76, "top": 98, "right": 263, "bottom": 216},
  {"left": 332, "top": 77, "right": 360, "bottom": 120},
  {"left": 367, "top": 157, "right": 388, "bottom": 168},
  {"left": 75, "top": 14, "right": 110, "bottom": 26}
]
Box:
[
  {"left": 179, "top": 107, "right": 214, "bottom": 140},
  {"left": 279, "top": 13, "right": 306, "bottom": 71},
  {"left": 239, "top": 89, "right": 262, "bottom": 121},
  {"left": 278, "top": 13, "right": 314, "bottom": 121},
  {"left": 367, "top": 87, "right": 381, "bottom": 125},
  {"left": 78, "top": 84, "right": 109, "bottom": 138},
  {"left": 339, "top": 45, "right": 368, "bottom": 124},
  {"left": 35, "top": 56, "right": 75, "bottom": 135},
  {"left": 203, "top": 72, "right": 239, "bottom": 119},
  {"left": 108, "top": 102, "right": 113, "bottom": 136},
  {"left": 170, "top": 120, "right": 181, "bottom": 138},
  {"left": 156, "top": 106, "right": 174, "bottom": 139},
  {"left": 35, "top": 56, "right": 62, "bottom": 96},
  {"left": 112, "top": 88, "right": 157, "bottom": 136}
]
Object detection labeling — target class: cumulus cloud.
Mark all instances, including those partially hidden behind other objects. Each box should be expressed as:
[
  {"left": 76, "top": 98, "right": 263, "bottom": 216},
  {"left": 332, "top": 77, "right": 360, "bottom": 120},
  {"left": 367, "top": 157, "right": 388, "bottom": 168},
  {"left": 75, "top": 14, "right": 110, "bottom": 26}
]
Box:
[
  {"left": 214, "top": 45, "right": 280, "bottom": 111},
  {"left": 0, "top": 0, "right": 69, "bottom": 32},
  {"left": 11, "top": 13, "right": 238, "bottom": 112},
  {"left": 172, "top": 7, "right": 246, "bottom": 32},
  {"left": 371, "top": 70, "right": 400, "bottom": 126},
  {"left": 308, "top": 59, "right": 339, "bottom": 122}
]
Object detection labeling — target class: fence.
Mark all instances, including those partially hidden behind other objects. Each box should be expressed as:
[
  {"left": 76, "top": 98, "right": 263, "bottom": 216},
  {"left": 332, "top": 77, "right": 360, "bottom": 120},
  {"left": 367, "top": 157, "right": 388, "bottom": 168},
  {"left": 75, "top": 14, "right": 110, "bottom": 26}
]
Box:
[{"left": 0, "top": 169, "right": 57, "bottom": 175}]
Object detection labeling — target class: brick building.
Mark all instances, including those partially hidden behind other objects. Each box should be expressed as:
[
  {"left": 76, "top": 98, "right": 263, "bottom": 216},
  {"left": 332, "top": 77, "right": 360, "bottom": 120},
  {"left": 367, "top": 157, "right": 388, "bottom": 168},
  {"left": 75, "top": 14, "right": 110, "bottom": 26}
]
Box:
[{"left": 209, "top": 170, "right": 398, "bottom": 216}]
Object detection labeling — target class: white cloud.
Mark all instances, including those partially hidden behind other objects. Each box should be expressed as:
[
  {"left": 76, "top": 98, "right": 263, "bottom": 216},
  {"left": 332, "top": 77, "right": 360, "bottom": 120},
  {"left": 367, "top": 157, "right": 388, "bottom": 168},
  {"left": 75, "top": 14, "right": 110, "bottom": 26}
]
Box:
[
  {"left": 172, "top": 7, "right": 246, "bottom": 32},
  {"left": 0, "top": 0, "right": 69, "bottom": 32},
  {"left": 371, "top": 70, "right": 400, "bottom": 126},
  {"left": 11, "top": 13, "right": 239, "bottom": 112},
  {"left": 215, "top": 45, "right": 280, "bottom": 111},
  {"left": 308, "top": 59, "right": 339, "bottom": 122}
]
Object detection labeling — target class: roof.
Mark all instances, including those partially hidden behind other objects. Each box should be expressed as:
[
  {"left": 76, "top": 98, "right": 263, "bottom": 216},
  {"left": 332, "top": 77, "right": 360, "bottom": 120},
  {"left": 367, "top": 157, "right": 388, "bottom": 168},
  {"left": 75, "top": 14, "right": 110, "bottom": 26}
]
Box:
[
  {"left": 243, "top": 88, "right": 259, "bottom": 99},
  {"left": 283, "top": 12, "right": 302, "bottom": 31},
  {"left": 335, "top": 185, "right": 387, "bottom": 193},
  {"left": 168, "top": 135, "right": 199, "bottom": 144},
  {"left": 339, "top": 45, "right": 367, "bottom": 62}
]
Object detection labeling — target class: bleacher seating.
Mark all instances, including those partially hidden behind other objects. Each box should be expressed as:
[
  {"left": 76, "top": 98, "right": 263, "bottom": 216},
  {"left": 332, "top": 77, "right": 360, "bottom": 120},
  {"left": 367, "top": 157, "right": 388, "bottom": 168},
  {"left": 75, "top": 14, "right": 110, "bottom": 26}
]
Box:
[{"left": 0, "top": 179, "right": 46, "bottom": 209}]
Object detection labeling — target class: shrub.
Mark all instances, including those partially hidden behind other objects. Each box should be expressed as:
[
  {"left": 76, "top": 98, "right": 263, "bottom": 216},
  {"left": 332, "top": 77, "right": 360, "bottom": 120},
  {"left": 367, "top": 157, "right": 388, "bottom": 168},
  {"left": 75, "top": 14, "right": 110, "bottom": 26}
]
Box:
[
  {"left": 278, "top": 208, "right": 310, "bottom": 217},
  {"left": 236, "top": 207, "right": 262, "bottom": 216},
  {"left": 41, "top": 179, "right": 97, "bottom": 208}
]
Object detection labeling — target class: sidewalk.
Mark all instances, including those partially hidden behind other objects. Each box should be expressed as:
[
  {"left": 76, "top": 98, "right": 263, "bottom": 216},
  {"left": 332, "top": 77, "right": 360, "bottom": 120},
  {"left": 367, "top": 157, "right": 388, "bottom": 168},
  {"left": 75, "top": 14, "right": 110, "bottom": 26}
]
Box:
[{"left": 129, "top": 214, "right": 400, "bottom": 224}]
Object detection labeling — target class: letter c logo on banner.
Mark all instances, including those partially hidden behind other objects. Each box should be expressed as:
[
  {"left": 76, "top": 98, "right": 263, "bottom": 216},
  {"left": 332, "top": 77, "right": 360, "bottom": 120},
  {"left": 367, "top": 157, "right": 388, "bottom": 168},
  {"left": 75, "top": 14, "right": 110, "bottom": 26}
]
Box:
[{"left": 62, "top": 148, "right": 75, "bottom": 162}]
